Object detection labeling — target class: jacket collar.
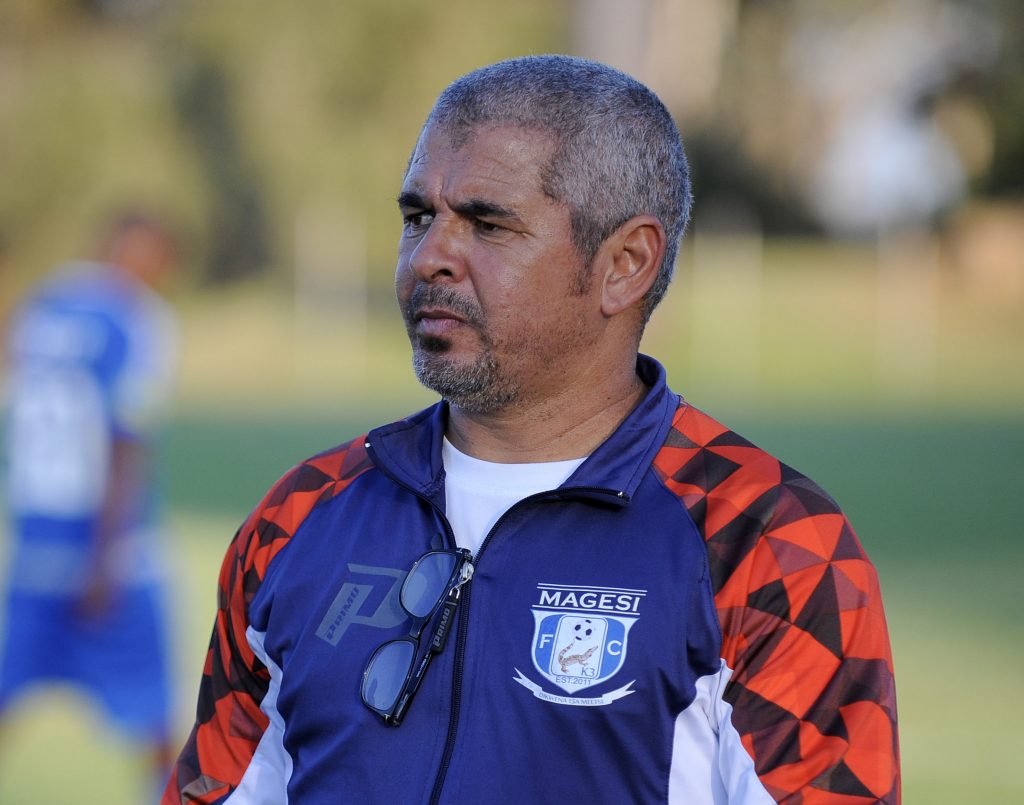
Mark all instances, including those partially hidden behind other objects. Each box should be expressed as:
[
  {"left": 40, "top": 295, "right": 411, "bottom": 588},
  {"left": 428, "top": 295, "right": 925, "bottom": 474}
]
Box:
[{"left": 366, "top": 354, "right": 679, "bottom": 509}]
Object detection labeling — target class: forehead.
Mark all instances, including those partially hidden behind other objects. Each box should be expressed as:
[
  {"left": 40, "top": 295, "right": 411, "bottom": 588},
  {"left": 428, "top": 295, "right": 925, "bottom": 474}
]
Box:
[{"left": 403, "top": 122, "right": 556, "bottom": 203}]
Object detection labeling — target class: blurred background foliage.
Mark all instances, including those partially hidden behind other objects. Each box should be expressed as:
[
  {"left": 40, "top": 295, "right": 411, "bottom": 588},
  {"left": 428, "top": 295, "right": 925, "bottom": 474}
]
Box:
[
  {"left": 0, "top": 0, "right": 1021, "bottom": 416},
  {"left": 0, "top": 0, "right": 566, "bottom": 289},
  {"left": 0, "top": 1, "right": 1022, "bottom": 803},
  {"left": 0, "top": 0, "right": 1019, "bottom": 273}
]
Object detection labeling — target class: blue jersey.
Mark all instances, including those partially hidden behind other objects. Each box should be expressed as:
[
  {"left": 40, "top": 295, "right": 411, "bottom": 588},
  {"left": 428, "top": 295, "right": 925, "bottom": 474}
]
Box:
[{"left": 3, "top": 261, "right": 177, "bottom": 594}]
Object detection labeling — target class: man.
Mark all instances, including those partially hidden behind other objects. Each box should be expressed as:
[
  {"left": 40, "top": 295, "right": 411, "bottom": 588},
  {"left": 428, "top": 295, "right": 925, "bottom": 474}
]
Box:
[
  {"left": 1, "top": 212, "right": 178, "bottom": 794},
  {"left": 164, "top": 56, "right": 899, "bottom": 804}
]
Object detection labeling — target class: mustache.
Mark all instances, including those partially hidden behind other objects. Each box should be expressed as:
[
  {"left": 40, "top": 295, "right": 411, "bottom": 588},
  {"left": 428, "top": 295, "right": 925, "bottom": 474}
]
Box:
[{"left": 406, "top": 284, "right": 484, "bottom": 327}]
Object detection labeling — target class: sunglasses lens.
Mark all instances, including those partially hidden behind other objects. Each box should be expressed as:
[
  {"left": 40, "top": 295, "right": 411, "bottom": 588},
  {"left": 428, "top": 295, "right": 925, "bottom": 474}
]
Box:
[
  {"left": 401, "top": 551, "right": 458, "bottom": 618},
  {"left": 362, "top": 639, "right": 416, "bottom": 712}
]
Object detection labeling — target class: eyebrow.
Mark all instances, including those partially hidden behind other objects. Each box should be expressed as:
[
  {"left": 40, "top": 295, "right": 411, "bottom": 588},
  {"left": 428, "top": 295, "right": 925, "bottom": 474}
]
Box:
[
  {"left": 396, "top": 191, "right": 523, "bottom": 225},
  {"left": 397, "top": 190, "right": 427, "bottom": 210},
  {"left": 450, "top": 198, "right": 520, "bottom": 222}
]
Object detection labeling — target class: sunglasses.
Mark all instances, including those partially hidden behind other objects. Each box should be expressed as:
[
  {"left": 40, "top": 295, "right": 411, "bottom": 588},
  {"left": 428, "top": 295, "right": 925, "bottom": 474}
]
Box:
[{"left": 360, "top": 548, "right": 474, "bottom": 726}]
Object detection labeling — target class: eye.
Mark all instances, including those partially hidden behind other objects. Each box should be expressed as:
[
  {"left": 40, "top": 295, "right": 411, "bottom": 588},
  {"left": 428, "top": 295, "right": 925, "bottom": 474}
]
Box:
[
  {"left": 403, "top": 211, "right": 434, "bottom": 234},
  {"left": 472, "top": 218, "right": 503, "bottom": 234}
]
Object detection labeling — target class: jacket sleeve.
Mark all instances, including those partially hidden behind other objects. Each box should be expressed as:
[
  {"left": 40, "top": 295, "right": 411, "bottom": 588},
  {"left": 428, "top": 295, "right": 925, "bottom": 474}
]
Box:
[
  {"left": 656, "top": 405, "right": 900, "bottom": 803},
  {"left": 160, "top": 514, "right": 273, "bottom": 804},
  {"left": 716, "top": 492, "right": 900, "bottom": 804},
  {"left": 161, "top": 441, "right": 373, "bottom": 804}
]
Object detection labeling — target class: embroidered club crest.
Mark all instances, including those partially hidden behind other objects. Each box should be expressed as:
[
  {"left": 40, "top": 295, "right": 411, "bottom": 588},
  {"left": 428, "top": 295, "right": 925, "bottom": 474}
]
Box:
[{"left": 513, "top": 583, "right": 644, "bottom": 707}]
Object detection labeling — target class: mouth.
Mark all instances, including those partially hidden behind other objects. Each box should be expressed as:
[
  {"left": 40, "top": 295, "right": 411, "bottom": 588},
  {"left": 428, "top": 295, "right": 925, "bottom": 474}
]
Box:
[
  {"left": 412, "top": 306, "right": 469, "bottom": 339},
  {"left": 414, "top": 306, "right": 465, "bottom": 323},
  {"left": 404, "top": 284, "right": 484, "bottom": 347}
]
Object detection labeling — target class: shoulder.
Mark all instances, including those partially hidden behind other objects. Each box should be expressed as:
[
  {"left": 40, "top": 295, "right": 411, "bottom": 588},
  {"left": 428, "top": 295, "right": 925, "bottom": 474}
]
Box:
[
  {"left": 652, "top": 403, "right": 859, "bottom": 590},
  {"left": 6, "top": 277, "right": 113, "bottom": 381},
  {"left": 227, "top": 436, "right": 375, "bottom": 582}
]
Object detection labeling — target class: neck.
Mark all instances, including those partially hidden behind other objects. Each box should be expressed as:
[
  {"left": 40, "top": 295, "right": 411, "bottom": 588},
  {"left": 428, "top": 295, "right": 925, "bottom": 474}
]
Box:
[{"left": 445, "top": 359, "right": 647, "bottom": 463}]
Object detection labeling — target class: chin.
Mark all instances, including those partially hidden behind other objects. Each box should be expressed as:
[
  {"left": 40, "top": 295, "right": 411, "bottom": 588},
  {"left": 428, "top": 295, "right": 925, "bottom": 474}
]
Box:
[
  {"left": 412, "top": 349, "right": 515, "bottom": 413},
  {"left": 416, "top": 333, "right": 453, "bottom": 354}
]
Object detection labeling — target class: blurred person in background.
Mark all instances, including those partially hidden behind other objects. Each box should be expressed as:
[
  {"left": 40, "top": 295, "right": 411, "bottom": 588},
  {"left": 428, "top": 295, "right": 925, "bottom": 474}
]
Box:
[
  {"left": 0, "top": 211, "right": 179, "bottom": 796},
  {"left": 165, "top": 56, "right": 898, "bottom": 804}
]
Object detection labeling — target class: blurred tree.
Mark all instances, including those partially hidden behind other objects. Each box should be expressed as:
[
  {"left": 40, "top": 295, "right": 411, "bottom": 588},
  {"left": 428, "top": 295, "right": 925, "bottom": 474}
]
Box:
[
  {"left": 974, "top": 0, "right": 1024, "bottom": 198},
  {"left": 169, "top": 50, "right": 273, "bottom": 284},
  {"left": 1, "top": 0, "right": 1020, "bottom": 294},
  {"left": 685, "top": 133, "right": 819, "bottom": 235},
  {"left": 81, "top": 0, "right": 165, "bottom": 19}
]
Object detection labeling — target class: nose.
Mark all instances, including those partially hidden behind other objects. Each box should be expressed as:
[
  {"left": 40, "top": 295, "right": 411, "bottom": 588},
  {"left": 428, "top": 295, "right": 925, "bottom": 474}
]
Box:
[{"left": 405, "top": 216, "right": 465, "bottom": 284}]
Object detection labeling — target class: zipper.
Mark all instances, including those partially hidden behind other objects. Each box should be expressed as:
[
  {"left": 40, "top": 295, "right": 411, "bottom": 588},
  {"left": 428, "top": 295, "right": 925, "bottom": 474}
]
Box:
[
  {"left": 427, "top": 566, "right": 471, "bottom": 805},
  {"left": 365, "top": 439, "right": 630, "bottom": 802},
  {"left": 426, "top": 485, "right": 628, "bottom": 804}
]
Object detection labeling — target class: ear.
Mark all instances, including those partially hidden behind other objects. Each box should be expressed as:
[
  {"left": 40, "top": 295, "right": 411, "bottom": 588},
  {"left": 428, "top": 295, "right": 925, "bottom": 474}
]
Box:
[{"left": 597, "top": 215, "right": 666, "bottom": 317}]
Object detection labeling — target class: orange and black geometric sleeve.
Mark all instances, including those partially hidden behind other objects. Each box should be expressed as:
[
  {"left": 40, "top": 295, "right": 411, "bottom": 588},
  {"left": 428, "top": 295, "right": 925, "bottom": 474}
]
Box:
[
  {"left": 161, "top": 438, "right": 373, "bottom": 805},
  {"left": 653, "top": 404, "right": 900, "bottom": 804}
]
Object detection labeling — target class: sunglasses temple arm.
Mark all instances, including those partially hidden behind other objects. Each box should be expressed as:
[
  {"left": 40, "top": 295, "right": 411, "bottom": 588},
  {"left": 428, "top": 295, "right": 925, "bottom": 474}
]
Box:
[
  {"left": 390, "top": 594, "right": 461, "bottom": 725},
  {"left": 387, "top": 558, "right": 470, "bottom": 726},
  {"left": 391, "top": 649, "right": 435, "bottom": 726}
]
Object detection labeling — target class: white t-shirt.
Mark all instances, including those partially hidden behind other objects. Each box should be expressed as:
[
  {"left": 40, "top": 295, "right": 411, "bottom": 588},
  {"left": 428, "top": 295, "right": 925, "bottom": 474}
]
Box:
[{"left": 441, "top": 437, "right": 586, "bottom": 556}]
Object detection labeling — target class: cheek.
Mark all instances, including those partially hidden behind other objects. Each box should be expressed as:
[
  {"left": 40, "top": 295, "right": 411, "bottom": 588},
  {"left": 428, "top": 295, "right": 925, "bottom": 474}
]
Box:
[
  {"left": 483, "top": 268, "right": 554, "bottom": 316},
  {"left": 394, "top": 259, "right": 413, "bottom": 300},
  {"left": 486, "top": 301, "right": 549, "bottom": 349}
]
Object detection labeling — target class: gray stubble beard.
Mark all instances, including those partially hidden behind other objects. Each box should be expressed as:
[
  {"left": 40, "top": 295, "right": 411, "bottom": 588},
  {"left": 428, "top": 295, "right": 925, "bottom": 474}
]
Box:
[
  {"left": 411, "top": 339, "right": 520, "bottom": 415},
  {"left": 404, "top": 284, "right": 522, "bottom": 414}
]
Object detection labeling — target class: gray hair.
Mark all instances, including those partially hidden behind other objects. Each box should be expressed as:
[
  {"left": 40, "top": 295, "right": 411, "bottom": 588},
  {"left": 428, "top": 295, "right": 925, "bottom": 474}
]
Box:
[{"left": 424, "top": 54, "right": 692, "bottom": 319}]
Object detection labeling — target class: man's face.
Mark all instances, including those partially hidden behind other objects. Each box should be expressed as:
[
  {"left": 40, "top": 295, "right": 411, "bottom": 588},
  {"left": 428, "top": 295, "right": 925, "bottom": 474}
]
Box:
[{"left": 395, "top": 122, "right": 601, "bottom": 414}]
